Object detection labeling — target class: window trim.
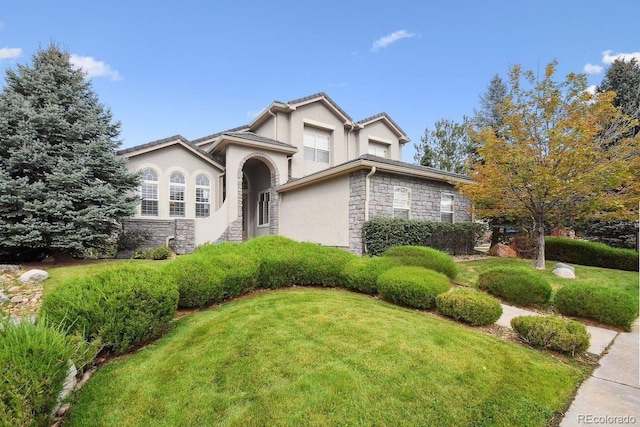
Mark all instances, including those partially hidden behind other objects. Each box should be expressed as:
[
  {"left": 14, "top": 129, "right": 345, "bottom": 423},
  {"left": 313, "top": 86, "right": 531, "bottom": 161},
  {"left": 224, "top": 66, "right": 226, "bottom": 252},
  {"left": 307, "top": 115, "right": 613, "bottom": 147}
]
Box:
[
  {"left": 368, "top": 141, "right": 389, "bottom": 158},
  {"left": 169, "top": 171, "right": 186, "bottom": 218},
  {"left": 195, "top": 174, "right": 211, "bottom": 218},
  {"left": 440, "top": 193, "right": 455, "bottom": 223},
  {"left": 392, "top": 185, "right": 411, "bottom": 219},
  {"left": 140, "top": 168, "right": 159, "bottom": 217},
  {"left": 257, "top": 189, "right": 270, "bottom": 227}
]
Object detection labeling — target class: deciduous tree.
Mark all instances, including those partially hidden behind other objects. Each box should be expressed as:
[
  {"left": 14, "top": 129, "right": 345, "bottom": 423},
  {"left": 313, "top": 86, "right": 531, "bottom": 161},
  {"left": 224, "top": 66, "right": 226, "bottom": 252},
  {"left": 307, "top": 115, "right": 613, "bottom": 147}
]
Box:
[
  {"left": 459, "top": 61, "right": 639, "bottom": 269},
  {"left": 0, "top": 45, "right": 139, "bottom": 261}
]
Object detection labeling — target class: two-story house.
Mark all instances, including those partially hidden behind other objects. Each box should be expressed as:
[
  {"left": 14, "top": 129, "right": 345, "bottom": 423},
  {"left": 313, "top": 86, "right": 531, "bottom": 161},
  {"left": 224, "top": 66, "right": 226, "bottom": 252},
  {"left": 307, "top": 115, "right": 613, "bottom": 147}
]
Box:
[{"left": 118, "top": 93, "right": 472, "bottom": 254}]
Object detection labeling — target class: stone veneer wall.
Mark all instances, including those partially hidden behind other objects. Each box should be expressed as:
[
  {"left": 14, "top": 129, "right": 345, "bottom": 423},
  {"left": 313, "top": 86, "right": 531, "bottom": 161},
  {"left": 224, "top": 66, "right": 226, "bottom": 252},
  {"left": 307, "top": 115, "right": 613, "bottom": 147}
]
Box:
[
  {"left": 122, "top": 218, "right": 195, "bottom": 254},
  {"left": 348, "top": 171, "right": 473, "bottom": 255}
]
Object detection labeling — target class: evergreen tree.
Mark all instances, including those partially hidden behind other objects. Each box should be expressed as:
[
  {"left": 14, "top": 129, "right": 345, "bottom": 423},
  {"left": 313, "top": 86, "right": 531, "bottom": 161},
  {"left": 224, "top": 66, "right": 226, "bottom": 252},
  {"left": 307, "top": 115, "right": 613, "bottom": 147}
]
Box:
[
  {"left": 597, "top": 58, "right": 640, "bottom": 137},
  {"left": 0, "top": 45, "right": 139, "bottom": 261},
  {"left": 413, "top": 118, "right": 472, "bottom": 174}
]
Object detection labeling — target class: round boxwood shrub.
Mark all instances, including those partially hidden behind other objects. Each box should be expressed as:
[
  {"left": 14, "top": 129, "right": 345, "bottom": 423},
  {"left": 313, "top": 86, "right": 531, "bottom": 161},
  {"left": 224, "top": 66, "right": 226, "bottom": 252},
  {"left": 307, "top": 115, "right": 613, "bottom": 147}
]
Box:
[
  {"left": 40, "top": 266, "right": 179, "bottom": 354},
  {"left": 342, "top": 256, "right": 400, "bottom": 294},
  {"left": 383, "top": 245, "right": 458, "bottom": 279},
  {"left": 511, "top": 315, "right": 590, "bottom": 356},
  {"left": 377, "top": 266, "right": 451, "bottom": 309},
  {"left": 555, "top": 284, "right": 638, "bottom": 331},
  {"left": 478, "top": 266, "right": 551, "bottom": 306},
  {"left": 436, "top": 288, "right": 503, "bottom": 326}
]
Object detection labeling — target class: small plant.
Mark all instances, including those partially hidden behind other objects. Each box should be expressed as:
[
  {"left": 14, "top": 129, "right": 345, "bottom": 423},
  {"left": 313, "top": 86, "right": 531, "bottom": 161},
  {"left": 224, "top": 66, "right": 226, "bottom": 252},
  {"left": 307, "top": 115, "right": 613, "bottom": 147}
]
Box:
[
  {"left": 133, "top": 245, "right": 173, "bottom": 260},
  {"left": 40, "top": 266, "right": 179, "bottom": 354},
  {"left": 436, "top": 288, "right": 503, "bottom": 326},
  {"left": 377, "top": 266, "right": 451, "bottom": 309},
  {"left": 478, "top": 266, "right": 551, "bottom": 306},
  {"left": 511, "top": 315, "right": 590, "bottom": 356},
  {"left": 383, "top": 245, "right": 458, "bottom": 279},
  {"left": 342, "top": 256, "right": 400, "bottom": 294},
  {"left": 0, "top": 320, "right": 73, "bottom": 427},
  {"left": 555, "top": 284, "right": 638, "bottom": 331}
]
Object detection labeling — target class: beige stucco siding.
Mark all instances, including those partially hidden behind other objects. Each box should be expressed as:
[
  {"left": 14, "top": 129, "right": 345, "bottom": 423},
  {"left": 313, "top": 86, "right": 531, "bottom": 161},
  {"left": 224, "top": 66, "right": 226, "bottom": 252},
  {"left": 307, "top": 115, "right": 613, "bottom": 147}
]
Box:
[
  {"left": 279, "top": 175, "right": 350, "bottom": 248},
  {"left": 123, "top": 144, "right": 223, "bottom": 219}
]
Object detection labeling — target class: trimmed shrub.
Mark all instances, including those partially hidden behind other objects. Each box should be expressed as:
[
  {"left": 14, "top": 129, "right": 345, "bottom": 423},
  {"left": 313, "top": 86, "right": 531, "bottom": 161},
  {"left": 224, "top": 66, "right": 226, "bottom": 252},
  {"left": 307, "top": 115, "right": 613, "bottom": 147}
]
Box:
[
  {"left": 511, "top": 315, "right": 590, "bottom": 356},
  {"left": 436, "top": 289, "right": 503, "bottom": 326},
  {"left": 555, "top": 284, "right": 638, "bottom": 331},
  {"left": 363, "top": 217, "right": 486, "bottom": 256},
  {"left": 342, "top": 256, "right": 401, "bottom": 294},
  {"left": 294, "top": 242, "right": 356, "bottom": 287},
  {"left": 377, "top": 266, "right": 451, "bottom": 309},
  {"left": 545, "top": 237, "right": 639, "bottom": 272},
  {"left": 383, "top": 245, "right": 458, "bottom": 279},
  {"left": 0, "top": 320, "right": 72, "bottom": 427},
  {"left": 244, "top": 236, "right": 306, "bottom": 289},
  {"left": 165, "top": 243, "right": 259, "bottom": 307},
  {"left": 478, "top": 266, "right": 551, "bottom": 306},
  {"left": 41, "top": 266, "right": 179, "bottom": 354}
]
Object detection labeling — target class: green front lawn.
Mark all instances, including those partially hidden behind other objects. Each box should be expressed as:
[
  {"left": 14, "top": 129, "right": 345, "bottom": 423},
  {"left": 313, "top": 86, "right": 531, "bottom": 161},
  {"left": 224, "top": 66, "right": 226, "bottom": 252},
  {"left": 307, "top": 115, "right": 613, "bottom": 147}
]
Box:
[{"left": 65, "top": 288, "right": 587, "bottom": 427}]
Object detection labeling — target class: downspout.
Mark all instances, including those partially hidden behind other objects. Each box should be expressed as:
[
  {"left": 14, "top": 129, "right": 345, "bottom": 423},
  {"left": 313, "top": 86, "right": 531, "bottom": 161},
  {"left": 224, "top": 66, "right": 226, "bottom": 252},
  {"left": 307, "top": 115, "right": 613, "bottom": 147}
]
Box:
[
  {"left": 268, "top": 108, "right": 277, "bottom": 140},
  {"left": 364, "top": 166, "right": 377, "bottom": 221}
]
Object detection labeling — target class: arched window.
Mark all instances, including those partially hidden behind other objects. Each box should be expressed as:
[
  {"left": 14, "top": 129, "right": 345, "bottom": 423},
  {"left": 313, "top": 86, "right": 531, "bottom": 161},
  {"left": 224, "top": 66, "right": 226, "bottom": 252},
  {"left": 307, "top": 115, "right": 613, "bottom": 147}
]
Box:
[
  {"left": 169, "top": 172, "right": 186, "bottom": 217},
  {"left": 140, "top": 168, "right": 158, "bottom": 216},
  {"left": 195, "top": 174, "right": 210, "bottom": 218}
]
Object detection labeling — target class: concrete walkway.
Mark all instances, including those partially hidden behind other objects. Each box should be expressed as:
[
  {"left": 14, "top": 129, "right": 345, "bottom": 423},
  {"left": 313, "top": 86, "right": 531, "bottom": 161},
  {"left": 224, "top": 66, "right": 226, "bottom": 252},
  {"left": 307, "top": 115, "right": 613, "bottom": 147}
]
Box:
[{"left": 497, "top": 304, "right": 639, "bottom": 426}]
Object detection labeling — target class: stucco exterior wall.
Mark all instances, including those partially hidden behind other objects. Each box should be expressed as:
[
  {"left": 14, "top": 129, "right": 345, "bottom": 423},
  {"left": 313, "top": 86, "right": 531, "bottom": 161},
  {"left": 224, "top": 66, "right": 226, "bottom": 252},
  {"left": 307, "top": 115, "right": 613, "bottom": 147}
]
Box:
[
  {"left": 279, "top": 175, "right": 351, "bottom": 248},
  {"left": 358, "top": 121, "right": 402, "bottom": 161}
]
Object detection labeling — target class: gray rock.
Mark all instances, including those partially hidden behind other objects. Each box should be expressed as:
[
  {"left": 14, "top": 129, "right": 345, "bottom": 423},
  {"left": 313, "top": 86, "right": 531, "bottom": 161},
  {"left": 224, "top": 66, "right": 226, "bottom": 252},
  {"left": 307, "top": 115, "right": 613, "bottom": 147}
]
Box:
[
  {"left": 553, "top": 267, "right": 576, "bottom": 279},
  {"left": 10, "top": 295, "right": 24, "bottom": 303},
  {"left": 0, "top": 264, "right": 20, "bottom": 271},
  {"left": 8, "top": 286, "right": 21, "bottom": 293},
  {"left": 0, "top": 291, "right": 8, "bottom": 303},
  {"left": 19, "top": 269, "right": 49, "bottom": 284},
  {"left": 553, "top": 263, "right": 575, "bottom": 273}
]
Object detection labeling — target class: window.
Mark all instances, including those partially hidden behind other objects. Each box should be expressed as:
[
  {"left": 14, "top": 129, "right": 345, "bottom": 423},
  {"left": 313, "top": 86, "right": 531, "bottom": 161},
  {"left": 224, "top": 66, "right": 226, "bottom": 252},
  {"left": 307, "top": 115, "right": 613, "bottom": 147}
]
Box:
[
  {"left": 441, "top": 193, "right": 454, "bottom": 223},
  {"left": 140, "top": 168, "right": 158, "bottom": 216},
  {"left": 258, "top": 190, "right": 270, "bottom": 226},
  {"left": 393, "top": 186, "right": 411, "bottom": 219},
  {"left": 368, "top": 142, "right": 388, "bottom": 158},
  {"left": 169, "top": 172, "right": 185, "bottom": 217},
  {"left": 304, "top": 129, "right": 330, "bottom": 163},
  {"left": 195, "top": 174, "right": 210, "bottom": 218}
]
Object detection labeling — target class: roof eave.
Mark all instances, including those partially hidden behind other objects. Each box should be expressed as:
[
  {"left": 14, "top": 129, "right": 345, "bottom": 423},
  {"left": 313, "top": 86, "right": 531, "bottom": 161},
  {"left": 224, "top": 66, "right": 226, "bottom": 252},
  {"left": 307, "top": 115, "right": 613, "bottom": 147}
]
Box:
[
  {"left": 118, "top": 138, "right": 225, "bottom": 172},
  {"left": 209, "top": 135, "right": 298, "bottom": 155}
]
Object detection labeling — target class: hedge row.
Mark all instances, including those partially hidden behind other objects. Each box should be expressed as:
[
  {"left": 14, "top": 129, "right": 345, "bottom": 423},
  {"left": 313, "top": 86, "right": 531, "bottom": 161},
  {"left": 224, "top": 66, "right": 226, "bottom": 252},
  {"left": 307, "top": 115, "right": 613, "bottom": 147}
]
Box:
[
  {"left": 545, "top": 237, "right": 639, "bottom": 272},
  {"left": 363, "top": 217, "right": 485, "bottom": 256}
]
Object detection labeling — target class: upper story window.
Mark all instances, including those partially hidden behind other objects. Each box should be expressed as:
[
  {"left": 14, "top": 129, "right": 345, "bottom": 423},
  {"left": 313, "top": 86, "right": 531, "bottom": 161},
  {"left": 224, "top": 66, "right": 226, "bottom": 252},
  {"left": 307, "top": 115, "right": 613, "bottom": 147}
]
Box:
[
  {"left": 169, "top": 172, "right": 186, "bottom": 217},
  {"left": 303, "top": 128, "right": 330, "bottom": 163},
  {"left": 441, "top": 193, "right": 454, "bottom": 223},
  {"left": 258, "top": 190, "right": 270, "bottom": 226},
  {"left": 368, "top": 141, "right": 388, "bottom": 158},
  {"left": 195, "top": 174, "right": 210, "bottom": 218},
  {"left": 140, "top": 168, "right": 158, "bottom": 216},
  {"left": 393, "top": 186, "right": 411, "bottom": 219}
]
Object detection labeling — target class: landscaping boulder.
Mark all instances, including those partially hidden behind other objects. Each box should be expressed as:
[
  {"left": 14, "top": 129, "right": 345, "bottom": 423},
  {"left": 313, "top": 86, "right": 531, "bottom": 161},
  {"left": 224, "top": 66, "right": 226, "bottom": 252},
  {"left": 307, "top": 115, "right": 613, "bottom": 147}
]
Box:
[
  {"left": 0, "top": 291, "right": 8, "bottom": 303},
  {"left": 553, "top": 263, "right": 575, "bottom": 273},
  {"left": 19, "top": 269, "right": 49, "bottom": 284},
  {"left": 0, "top": 264, "right": 20, "bottom": 272},
  {"left": 488, "top": 244, "right": 517, "bottom": 258},
  {"left": 553, "top": 267, "right": 576, "bottom": 279}
]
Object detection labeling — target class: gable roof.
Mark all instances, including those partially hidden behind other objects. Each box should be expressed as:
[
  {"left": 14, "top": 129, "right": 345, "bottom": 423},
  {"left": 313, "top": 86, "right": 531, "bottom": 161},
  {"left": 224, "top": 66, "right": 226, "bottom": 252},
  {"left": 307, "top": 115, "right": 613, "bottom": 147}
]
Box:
[
  {"left": 278, "top": 154, "right": 470, "bottom": 192},
  {"left": 116, "top": 135, "right": 225, "bottom": 171},
  {"left": 286, "top": 92, "right": 353, "bottom": 123},
  {"left": 208, "top": 131, "right": 298, "bottom": 155},
  {"left": 357, "top": 112, "right": 410, "bottom": 143},
  {"left": 191, "top": 124, "right": 251, "bottom": 147}
]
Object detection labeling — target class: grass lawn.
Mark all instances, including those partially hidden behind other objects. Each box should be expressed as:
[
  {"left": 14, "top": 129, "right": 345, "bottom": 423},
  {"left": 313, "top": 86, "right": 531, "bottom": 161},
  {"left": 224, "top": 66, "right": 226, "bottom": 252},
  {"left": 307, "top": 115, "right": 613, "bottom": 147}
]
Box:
[
  {"left": 65, "top": 288, "right": 588, "bottom": 427},
  {"left": 455, "top": 257, "right": 639, "bottom": 300}
]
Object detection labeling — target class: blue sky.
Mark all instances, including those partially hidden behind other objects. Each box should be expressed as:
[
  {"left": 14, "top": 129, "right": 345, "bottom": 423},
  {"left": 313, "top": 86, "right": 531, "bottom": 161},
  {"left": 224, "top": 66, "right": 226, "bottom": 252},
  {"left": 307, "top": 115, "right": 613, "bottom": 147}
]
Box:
[{"left": 1, "top": 1, "right": 639, "bottom": 162}]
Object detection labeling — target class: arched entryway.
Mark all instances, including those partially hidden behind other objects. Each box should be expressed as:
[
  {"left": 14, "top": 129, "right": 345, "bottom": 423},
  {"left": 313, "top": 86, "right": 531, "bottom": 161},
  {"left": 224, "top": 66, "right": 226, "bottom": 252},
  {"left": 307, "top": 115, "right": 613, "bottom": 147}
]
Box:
[{"left": 239, "top": 156, "right": 278, "bottom": 240}]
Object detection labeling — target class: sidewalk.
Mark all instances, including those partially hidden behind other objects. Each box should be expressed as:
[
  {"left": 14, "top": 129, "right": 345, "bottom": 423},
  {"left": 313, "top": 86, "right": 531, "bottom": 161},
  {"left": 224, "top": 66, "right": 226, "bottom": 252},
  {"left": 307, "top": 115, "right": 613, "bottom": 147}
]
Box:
[{"left": 497, "top": 304, "right": 639, "bottom": 426}]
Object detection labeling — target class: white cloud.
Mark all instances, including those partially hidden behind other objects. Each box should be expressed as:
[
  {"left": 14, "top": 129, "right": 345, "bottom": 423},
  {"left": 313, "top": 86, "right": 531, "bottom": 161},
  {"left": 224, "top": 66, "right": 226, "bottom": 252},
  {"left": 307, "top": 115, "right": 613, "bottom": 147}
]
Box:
[
  {"left": 602, "top": 50, "right": 640, "bottom": 64},
  {"left": 583, "top": 63, "right": 603, "bottom": 74},
  {"left": 586, "top": 85, "right": 597, "bottom": 95},
  {"left": 0, "top": 47, "right": 22, "bottom": 63},
  {"left": 69, "top": 54, "right": 122, "bottom": 81},
  {"left": 371, "top": 30, "right": 416, "bottom": 52}
]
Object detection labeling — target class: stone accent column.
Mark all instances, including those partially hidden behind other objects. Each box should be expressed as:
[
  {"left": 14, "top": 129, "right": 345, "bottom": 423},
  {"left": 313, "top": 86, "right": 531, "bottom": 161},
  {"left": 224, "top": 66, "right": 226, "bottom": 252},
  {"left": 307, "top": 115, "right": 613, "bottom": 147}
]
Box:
[
  {"left": 174, "top": 219, "right": 195, "bottom": 254},
  {"left": 348, "top": 170, "right": 367, "bottom": 254}
]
